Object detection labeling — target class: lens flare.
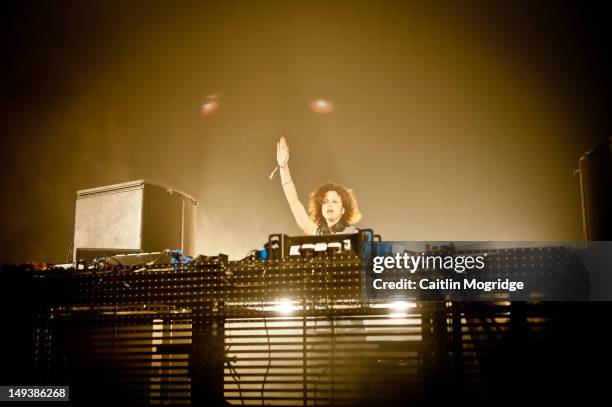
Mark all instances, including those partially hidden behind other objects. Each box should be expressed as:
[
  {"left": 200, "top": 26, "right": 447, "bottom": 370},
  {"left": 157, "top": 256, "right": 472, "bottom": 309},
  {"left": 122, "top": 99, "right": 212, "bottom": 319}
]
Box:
[
  {"left": 200, "top": 94, "right": 220, "bottom": 116},
  {"left": 309, "top": 99, "right": 333, "bottom": 114}
]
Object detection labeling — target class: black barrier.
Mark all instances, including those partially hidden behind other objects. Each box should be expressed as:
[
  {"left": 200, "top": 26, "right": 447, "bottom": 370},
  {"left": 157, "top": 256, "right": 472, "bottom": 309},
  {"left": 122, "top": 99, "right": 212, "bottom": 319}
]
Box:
[{"left": 2, "top": 242, "right": 612, "bottom": 405}]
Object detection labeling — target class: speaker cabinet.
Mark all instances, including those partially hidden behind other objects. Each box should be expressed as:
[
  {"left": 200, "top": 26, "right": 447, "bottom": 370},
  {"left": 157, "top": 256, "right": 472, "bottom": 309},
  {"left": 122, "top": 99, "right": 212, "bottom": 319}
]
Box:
[
  {"left": 73, "top": 180, "right": 197, "bottom": 262},
  {"left": 578, "top": 138, "right": 612, "bottom": 240}
]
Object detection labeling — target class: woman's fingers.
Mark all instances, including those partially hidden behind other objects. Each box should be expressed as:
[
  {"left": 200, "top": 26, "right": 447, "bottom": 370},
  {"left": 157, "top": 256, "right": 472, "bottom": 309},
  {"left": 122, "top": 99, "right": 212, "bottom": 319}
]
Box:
[{"left": 277, "top": 138, "right": 289, "bottom": 164}]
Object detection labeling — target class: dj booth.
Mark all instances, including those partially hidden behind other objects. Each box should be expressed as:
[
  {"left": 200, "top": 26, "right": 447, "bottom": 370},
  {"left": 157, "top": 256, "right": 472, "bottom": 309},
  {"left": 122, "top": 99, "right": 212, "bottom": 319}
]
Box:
[
  {"left": 2, "top": 244, "right": 602, "bottom": 406},
  {"left": 2, "top": 166, "right": 611, "bottom": 405}
]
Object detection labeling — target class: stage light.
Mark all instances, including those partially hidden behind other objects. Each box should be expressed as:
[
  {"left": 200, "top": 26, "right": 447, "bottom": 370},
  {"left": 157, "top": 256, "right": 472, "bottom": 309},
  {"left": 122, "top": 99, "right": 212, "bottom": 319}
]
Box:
[
  {"left": 309, "top": 99, "right": 333, "bottom": 114},
  {"left": 390, "top": 301, "right": 413, "bottom": 311},
  {"left": 200, "top": 94, "right": 220, "bottom": 116},
  {"left": 275, "top": 299, "right": 298, "bottom": 314},
  {"left": 388, "top": 301, "right": 416, "bottom": 318}
]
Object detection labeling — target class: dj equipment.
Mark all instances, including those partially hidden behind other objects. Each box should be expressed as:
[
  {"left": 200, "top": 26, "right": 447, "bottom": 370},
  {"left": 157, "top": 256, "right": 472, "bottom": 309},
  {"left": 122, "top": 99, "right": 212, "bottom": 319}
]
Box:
[
  {"left": 266, "top": 229, "right": 376, "bottom": 259},
  {"left": 87, "top": 250, "right": 194, "bottom": 268},
  {"left": 577, "top": 137, "right": 612, "bottom": 240},
  {"left": 73, "top": 180, "right": 198, "bottom": 262}
]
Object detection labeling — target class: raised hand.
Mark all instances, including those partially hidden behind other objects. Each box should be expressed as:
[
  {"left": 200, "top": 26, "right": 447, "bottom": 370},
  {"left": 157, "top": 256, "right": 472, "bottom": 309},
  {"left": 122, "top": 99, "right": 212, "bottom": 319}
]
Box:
[{"left": 276, "top": 137, "right": 289, "bottom": 167}]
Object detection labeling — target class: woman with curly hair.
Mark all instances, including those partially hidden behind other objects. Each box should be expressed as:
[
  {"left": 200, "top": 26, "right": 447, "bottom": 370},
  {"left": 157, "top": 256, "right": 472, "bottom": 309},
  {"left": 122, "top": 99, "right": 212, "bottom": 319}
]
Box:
[{"left": 275, "top": 137, "right": 361, "bottom": 235}]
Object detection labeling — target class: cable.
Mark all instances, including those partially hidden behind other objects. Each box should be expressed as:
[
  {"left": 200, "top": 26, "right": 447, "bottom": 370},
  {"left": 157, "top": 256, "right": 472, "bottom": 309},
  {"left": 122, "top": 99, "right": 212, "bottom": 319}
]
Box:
[
  {"left": 313, "top": 307, "right": 336, "bottom": 407},
  {"left": 91, "top": 256, "right": 123, "bottom": 273},
  {"left": 261, "top": 300, "right": 271, "bottom": 405},
  {"left": 314, "top": 261, "right": 337, "bottom": 407},
  {"left": 224, "top": 344, "right": 245, "bottom": 406},
  {"left": 66, "top": 239, "right": 74, "bottom": 263},
  {"left": 239, "top": 249, "right": 256, "bottom": 262}
]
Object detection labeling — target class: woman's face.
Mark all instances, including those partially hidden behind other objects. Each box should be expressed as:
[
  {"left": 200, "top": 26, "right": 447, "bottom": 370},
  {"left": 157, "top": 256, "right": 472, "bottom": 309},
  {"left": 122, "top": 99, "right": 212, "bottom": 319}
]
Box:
[{"left": 322, "top": 190, "right": 344, "bottom": 224}]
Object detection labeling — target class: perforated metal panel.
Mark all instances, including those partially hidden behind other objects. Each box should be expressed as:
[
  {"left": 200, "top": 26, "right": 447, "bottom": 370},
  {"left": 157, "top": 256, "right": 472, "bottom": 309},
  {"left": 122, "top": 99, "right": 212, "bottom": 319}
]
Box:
[{"left": 24, "top": 254, "right": 564, "bottom": 405}]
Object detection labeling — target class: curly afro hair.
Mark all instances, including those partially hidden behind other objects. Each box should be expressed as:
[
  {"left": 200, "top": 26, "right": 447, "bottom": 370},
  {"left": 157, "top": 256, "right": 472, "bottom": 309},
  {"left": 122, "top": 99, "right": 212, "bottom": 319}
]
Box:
[{"left": 308, "top": 183, "right": 362, "bottom": 227}]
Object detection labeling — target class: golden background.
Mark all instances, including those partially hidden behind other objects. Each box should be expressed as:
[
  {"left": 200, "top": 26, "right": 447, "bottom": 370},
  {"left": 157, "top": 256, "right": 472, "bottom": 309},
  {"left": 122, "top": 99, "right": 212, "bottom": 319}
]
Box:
[{"left": 0, "top": 1, "right": 609, "bottom": 261}]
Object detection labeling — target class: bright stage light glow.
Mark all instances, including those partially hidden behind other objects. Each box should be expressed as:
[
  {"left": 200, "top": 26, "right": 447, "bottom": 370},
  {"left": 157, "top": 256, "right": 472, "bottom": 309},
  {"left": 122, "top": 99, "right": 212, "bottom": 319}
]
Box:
[
  {"left": 309, "top": 99, "right": 333, "bottom": 114},
  {"left": 388, "top": 301, "right": 416, "bottom": 318},
  {"left": 390, "top": 301, "right": 413, "bottom": 311},
  {"left": 200, "top": 94, "right": 220, "bottom": 116},
  {"left": 275, "top": 299, "right": 299, "bottom": 314}
]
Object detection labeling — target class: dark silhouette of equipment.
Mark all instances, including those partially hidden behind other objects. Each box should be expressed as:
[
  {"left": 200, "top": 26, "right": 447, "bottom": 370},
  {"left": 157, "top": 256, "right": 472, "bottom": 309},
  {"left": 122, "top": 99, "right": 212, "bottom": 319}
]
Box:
[{"left": 576, "top": 137, "right": 612, "bottom": 240}]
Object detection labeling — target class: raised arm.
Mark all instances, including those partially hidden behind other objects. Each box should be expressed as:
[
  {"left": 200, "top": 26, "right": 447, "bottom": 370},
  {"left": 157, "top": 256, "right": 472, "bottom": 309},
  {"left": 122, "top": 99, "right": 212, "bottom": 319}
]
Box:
[{"left": 277, "top": 137, "right": 317, "bottom": 235}]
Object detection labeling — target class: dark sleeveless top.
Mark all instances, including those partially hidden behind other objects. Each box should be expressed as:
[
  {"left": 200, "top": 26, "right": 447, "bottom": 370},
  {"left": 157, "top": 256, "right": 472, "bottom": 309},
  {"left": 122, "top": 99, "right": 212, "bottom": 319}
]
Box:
[{"left": 315, "top": 221, "right": 359, "bottom": 235}]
